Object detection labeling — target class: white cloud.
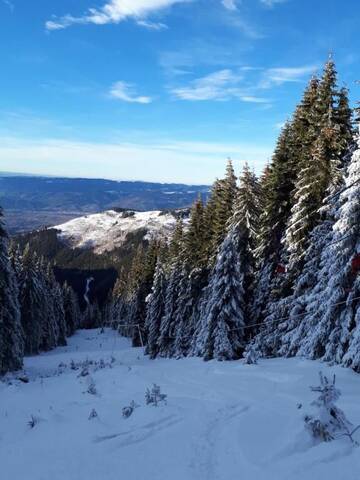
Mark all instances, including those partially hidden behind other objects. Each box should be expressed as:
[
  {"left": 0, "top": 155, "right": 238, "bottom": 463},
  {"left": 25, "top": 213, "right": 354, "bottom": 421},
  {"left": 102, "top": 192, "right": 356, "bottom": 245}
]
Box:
[
  {"left": 0, "top": 136, "right": 272, "bottom": 183},
  {"left": 260, "top": 0, "right": 288, "bottom": 6},
  {"left": 109, "top": 81, "right": 152, "bottom": 104},
  {"left": 170, "top": 63, "right": 317, "bottom": 102},
  {"left": 222, "top": 0, "right": 238, "bottom": 11},
  {"left": 46, "top": 0, "right": 190, "bottom": 31},
  {"left": 136, "top": 20, "right": 168, "bottom": 30},
  {"left": 171, "top": 69, "right": 272, "bottom": 103},
  {"left": 260, "top": 65, "right": 318, "bottom": 88},
  {"left": 171, "top": 69, "right": 240, "bottom": 101},
  {"left": 240, "top": 95, "right": 269, "bottom": 103}
]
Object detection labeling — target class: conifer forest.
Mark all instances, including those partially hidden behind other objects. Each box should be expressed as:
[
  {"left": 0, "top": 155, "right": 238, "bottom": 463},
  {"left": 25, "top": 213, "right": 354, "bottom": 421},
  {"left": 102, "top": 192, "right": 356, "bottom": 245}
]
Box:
[{"left": 2, "top": 58, "right": 360, "bottom": 375}]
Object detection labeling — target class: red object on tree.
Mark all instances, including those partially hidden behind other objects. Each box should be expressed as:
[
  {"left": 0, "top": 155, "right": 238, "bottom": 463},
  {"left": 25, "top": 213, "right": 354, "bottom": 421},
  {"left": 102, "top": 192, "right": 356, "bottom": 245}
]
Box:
[
  {"left": 351, "top": 254, "right": 360, "bottom": 274},
  {"left": 276, "top": 264, "right": 286, "bottom": 274}
]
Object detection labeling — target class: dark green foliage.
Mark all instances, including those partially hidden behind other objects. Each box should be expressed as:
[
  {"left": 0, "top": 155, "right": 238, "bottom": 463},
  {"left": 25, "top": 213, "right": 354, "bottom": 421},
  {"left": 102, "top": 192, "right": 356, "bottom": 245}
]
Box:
[{"left": 0, "top": 208, "right": 24, "bottom": 374}]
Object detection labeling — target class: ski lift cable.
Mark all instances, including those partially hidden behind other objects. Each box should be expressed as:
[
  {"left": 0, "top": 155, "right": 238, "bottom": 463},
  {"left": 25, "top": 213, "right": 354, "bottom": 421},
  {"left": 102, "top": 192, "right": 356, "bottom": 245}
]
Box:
[
  {"left": 228, "top": 293, "right": 360, "bottom": 332},
  {"left": 114, "top": 295, "right": 360, "bottom": 341}
]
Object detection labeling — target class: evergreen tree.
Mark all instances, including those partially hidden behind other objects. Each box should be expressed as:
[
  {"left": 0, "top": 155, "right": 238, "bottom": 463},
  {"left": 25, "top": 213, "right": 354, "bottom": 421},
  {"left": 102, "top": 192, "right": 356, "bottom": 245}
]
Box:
[
  {"left": 63, "top": 282, "right": 81, "bottom": 336},
  {"left": 252, "top": 122, "right": 298, "bottom": 322},
  {"left": 173, "top": 266, "right": 208, "bottom": 358},
  {"left": 0, "top": 208, "right": 23, "bottom": 374},
  {"left": 301, "top": 126, "right": 360, "bottom": 365},
  {"left": 157, "top": 259, "right": 183, "bottom": 357},
  {"left": 201, "top": 227, "right": 247, "bottom": 361},
  {"left": 127, "top": 242, "right": 159, "bottom": 346},
  {"left": 209, "top": 159, "right": 238, "bottom": 259},
  {"left": 39, "top": 259, "right": 60, "bottom": 351},
  {"left": 284, "top": 57, "right": 352, "bottom": 271},
  {"left": 19, "top": 246, "right": 45, "bottom": 355},
  {"left": 145, "top": 259, "right": 166, "bottom": 359},
  {"left": 183, "top": 195, "right": 206, "bottom": 269},
  {"left": 233, "top": 162, "right": 261, "bottom": 253}
]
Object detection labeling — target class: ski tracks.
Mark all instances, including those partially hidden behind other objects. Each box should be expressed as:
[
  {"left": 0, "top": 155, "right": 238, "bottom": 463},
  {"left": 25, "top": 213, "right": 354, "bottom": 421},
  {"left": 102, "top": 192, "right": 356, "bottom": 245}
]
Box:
[
  {"left": 190, "top": 403, "right": 250, "bottom": 480},
  {"left": 94, "top": 414, "right": 181, "bottom": 448}
]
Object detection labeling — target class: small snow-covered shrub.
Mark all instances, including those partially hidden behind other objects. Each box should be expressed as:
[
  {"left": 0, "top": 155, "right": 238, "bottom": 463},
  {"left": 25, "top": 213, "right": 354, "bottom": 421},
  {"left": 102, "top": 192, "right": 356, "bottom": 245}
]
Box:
[
  {"left": 88, "top": 409, "right": 98, "bottom": 420},
  {"left": 70, "top": 360, "right": 79, "bottom": 371},
  {"left": 243, "top": 343, "right": 259, "bottom": 365},
  {"left": 145, "top": 384, "right": 167, "bottom": 406},
  {"left": 28, "top": 415, "right": 39, "bottom": 429},
  {"left": 304, "top": 372, "right": 354, "bottom": 443},
  {"left": 122, "top": 401, "right": 139, "bottom": 419},
  {"left": 99, "top": 359, "right": 106, "bottom": 369},
  {"left": 79, "top": 367, "right": 89, "bottom": 377},
  {"left": 87, "top": 379, "right": 97, "bottom": 396}
]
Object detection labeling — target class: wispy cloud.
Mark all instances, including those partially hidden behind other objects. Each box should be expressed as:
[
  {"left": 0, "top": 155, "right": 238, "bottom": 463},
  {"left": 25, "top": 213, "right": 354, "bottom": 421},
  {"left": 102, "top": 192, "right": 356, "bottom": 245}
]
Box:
[
  {"left": 45, "top": 0, "right": 191, "bottom": 31},
  {"left": 222, "top": 0, "right": 238, "bottom": 11},
  {"left": 171, "top": 69, "right": 241, "bottom": 101},
  {"left": 170, "top": 69, "right": 270, "bottom": 103},
  {"left": 2, "top": 0, "right": 14, "bottom": 12},
  {"left": 109, "top": 81, "right": 152, "bottom": 104},
  {"left": 260, "top": 0, "right": 288, "bottom": 7},
  {"left": 170, "top": 63, "right": 318, "bottom": 102},
  {"left": 260, "top": 65, "right": 318, "bottom": 88},
  {"left": 136, "top": 20, "right": 168, "bottom": 30}
]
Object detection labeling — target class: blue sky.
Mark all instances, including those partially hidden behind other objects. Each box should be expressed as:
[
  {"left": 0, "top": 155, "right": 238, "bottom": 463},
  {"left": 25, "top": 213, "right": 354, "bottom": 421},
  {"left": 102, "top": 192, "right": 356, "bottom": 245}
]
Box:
[{"left": 0, "top": 0, "right": 359, "bottom": 184}]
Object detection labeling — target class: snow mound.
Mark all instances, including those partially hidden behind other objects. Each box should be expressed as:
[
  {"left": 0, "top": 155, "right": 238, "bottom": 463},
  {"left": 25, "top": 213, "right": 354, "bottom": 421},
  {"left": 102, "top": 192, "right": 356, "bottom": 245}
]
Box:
[
  {"left": 53, "top": 209, "right": 187, "bottom": 253},
  {"left": 1, "top": 329, "right": 360, "bottom": 480}
]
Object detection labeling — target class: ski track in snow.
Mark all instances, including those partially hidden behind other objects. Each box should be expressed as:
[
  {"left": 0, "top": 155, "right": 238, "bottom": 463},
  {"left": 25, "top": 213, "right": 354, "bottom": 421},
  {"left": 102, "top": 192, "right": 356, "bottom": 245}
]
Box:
[{"left": 1, "top": 329, "right": 360, "bottom": 480}]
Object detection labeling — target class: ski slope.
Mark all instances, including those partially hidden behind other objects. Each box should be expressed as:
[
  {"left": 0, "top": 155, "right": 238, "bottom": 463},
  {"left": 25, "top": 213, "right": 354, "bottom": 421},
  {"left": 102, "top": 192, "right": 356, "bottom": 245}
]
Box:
[{"left": 1, "top": 329, "right": 360, "bottom": 480}]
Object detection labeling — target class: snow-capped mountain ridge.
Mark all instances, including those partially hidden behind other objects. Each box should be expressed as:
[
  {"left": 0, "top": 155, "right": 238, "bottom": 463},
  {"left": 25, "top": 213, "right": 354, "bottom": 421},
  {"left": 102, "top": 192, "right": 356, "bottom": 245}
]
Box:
[{"left": 53, "top": 209, "right": 189, "bottom": 254}]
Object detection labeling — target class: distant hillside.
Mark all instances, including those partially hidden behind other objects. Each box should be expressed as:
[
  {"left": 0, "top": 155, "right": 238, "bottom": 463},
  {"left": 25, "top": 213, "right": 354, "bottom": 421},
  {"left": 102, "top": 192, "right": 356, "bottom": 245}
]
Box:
[
  {"left": 14, "top": 208, "right": 190, "bottom": 306},
  {"left": 54, "top": 208, "right": 190, "bottom": 254},
  {"left": 0, "top": 174, "right": 209, "bottom": 234}
]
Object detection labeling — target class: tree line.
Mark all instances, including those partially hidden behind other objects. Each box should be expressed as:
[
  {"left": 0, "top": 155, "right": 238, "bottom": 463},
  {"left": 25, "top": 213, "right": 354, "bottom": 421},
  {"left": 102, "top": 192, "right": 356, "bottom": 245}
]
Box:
[
  {"left": 108, "top": 57, "right": 360, "bottom": 370},
  {"left": 0, "top": 231, "right": 82, "bottom": 375}
]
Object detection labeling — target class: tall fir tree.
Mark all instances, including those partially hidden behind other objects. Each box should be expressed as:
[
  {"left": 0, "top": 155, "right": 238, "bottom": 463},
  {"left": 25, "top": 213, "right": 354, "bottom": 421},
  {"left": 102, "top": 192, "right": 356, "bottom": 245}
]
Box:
[
  {"left": 145, "top": 259, "right": 166, "bottom": 359},
  {"left": 0, "top": 208, "right": 23, "bottom": 374},
  {"left": 200, "top": 227, "right": 247, "bottom": 361}
]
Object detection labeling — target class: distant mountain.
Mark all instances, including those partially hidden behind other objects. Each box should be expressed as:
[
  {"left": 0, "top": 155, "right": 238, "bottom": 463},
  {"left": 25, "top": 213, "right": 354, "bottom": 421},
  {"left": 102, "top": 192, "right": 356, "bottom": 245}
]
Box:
[
  {"left": 54, "top": 208, "right": 190, "bottom": 254},
  {"left": 0, "top": 174, "right": 209, "bottom": 234},
  {"left": 14, "top": 208, "right": 190, "bottom": 307}
]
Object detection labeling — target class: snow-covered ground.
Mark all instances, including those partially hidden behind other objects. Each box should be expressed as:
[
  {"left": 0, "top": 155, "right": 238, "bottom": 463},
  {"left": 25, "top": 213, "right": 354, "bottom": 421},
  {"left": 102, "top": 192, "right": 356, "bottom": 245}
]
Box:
[
  {"left": 53, "top": 210, "right": 187, "bottom": 253},
  {"left": 1, "top": 329, "right": 360, "bottom": 480}
]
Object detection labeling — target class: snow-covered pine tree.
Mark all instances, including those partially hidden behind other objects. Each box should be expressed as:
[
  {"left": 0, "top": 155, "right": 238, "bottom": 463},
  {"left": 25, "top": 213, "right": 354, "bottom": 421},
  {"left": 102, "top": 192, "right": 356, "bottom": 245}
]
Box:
[
  {"left": 251, "top": 121, "right": 298, "bottom": 324},
  {"left": 39, "top": 258, "right": 59, "bottom": 351},
  {"left": 52, "top": 276, "right": 67, "bottom": 346},
  {"left": 145, "top": 259, "right": 166, "bottom": 359},
  {"left": 233, "top": 163, "right": 261, "bottom": 312},
  {"left": 201, "top": 227, "right": 247, "bottom": 361},
  {"left": 284, "top": 57, "right": 349, "bottom": 273},
  {"left": 299, "top": 124, "right": 360, "bottom": 366},
  {"left": 252, "top": 61, "right": 353, "bottom": 360},
  {"left": 173, "top": 266, "right": 208, "bottom": 358},
  {"left": 278, "top": 219, "right": 334, "bottom": 358},
  {"left": 234, "top": 162, "right": 261, "bottom": 254},
  {"left": 63, "top": 282, "right": 81, "bottom": 336},
  {"left": 0, "top": 208, "right": 24, "bottom": 375},
  {"left": 19, "top": 246, "right": 45, "bottom": 355},
  {"left": 206, "top": 160, "right": 238, "bottom": 262},
  {"left": 157, "top": 261, "right": 183, "bottom": 357}
]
